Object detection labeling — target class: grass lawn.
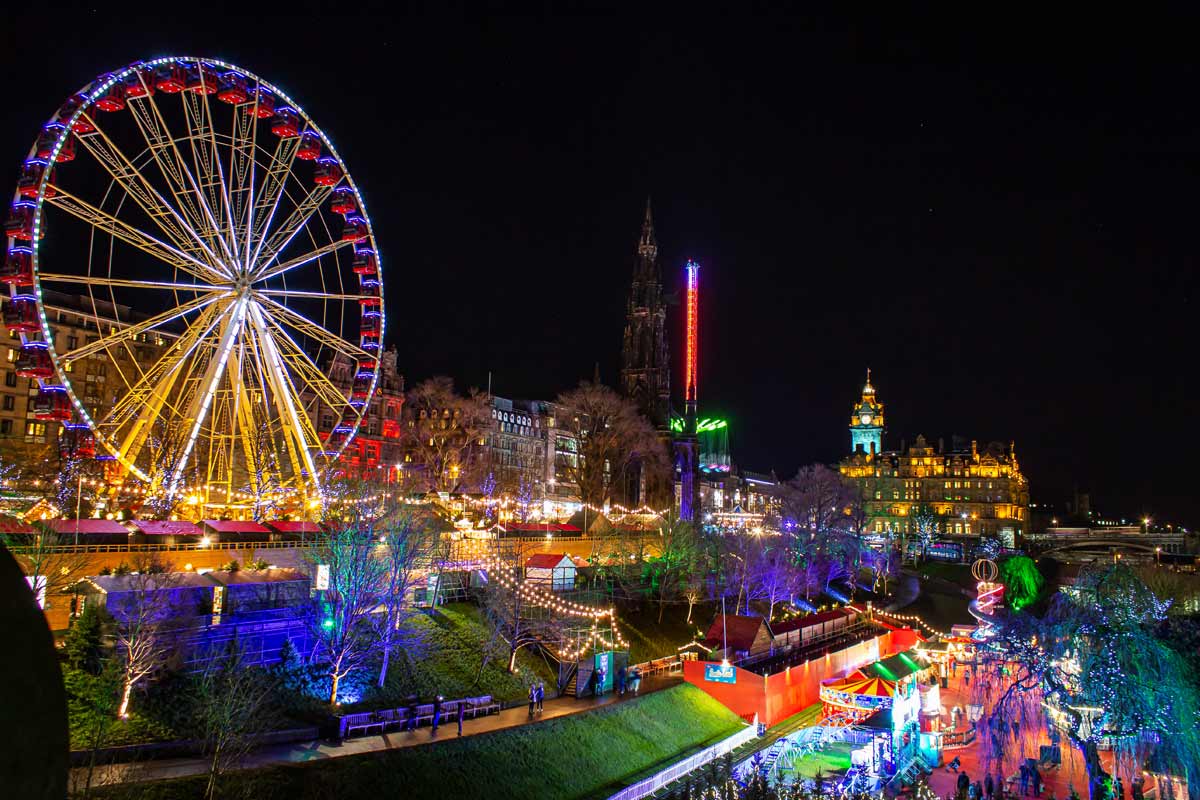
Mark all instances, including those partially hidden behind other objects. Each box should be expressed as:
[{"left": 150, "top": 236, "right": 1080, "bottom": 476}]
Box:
[
  {"left": 618, "top": 602, "right": 710, "bottom": 664},
  {"left": 361, "top": 602, "right": 557, "bottom": 709},
  {"left": 90, "top": 684, "right": 745, "bottom": 800},
  {"left": 788, "top": 740, "right": 855, "bottom": 778}
]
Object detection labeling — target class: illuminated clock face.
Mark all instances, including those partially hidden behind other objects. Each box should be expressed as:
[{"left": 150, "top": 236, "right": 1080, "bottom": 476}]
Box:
[{"left": 860, "top": 414, "right": 873, "bottom": 425}]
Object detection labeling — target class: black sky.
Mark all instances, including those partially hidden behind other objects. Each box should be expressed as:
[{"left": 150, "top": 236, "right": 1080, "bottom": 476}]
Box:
[{"left": 2, "top": 9, "right": 1197, "bottom": 523}]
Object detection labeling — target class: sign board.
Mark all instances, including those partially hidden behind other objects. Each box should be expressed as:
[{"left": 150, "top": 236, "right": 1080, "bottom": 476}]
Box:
[
  {"left": 315, "top": 564, "right": 330, "bottom": 591},
  {"left": 704, "top": 662, "right": 737, "bottom": 684},
  {"left": 594, "top": 651, "right": 613, "bottom": 693}
]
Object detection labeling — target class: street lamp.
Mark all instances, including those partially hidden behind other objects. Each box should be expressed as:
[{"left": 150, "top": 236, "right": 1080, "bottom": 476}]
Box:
[{"left": 1156, "top": 546, "right": 1162, "bottom": 566}]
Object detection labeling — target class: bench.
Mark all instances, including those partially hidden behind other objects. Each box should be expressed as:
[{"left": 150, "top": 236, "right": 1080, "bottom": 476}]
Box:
[{"left": 340, "top": 712, "right": 385, "bottom": 738}]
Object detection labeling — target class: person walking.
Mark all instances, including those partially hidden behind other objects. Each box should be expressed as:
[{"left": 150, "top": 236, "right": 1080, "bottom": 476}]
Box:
[
  {"left": 986, "top": 771, "right": 995, "bottom": 800},
  {"left": 630, "top": 667, "right": 641, "bottom": 695},
  {"left": 1033, "top": 766, "right": 1043, "bottom": 797},
  {"left": 1013, "top": 719, "right": 1021, "bottom": 741},
  {"left": 528, "top": 684, "right": 537, "bottom": 717},
  {"left": 964, "top": 668, "right": 972, "bottom": 689},
  {"left": 431, "top": 695, "right": 442, "bottom": 735},
  {"left": 958, "top": 770, "right": 971, "bottom": 797},
  {"left": 535, "top": 682, "right": 544, "bottom": 713},
  {"left": 457, "top": 700, "right": 465, "bottom": 737},
  {"left": 996, "top": 773, "right": 1006, "bottom": 800},
  {"left": 406, "top": 696, "right": 418, "bottom": 732},
  {"left": 1019, "top": 764, "right": 1029, "bottom": 796}
]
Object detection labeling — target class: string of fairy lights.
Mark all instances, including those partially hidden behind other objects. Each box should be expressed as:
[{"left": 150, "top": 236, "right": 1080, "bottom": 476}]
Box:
[{"left": 471, "top": 557, "right": 630, "bottom": 657}]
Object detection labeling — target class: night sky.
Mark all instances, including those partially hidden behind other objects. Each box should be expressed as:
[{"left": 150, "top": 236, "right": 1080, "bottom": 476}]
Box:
[{"left": 2, "top": 11, "right": 1197, "bottom": 523}]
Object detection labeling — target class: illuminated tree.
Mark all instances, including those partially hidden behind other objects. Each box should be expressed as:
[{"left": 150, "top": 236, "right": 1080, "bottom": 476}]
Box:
[
  {"left": 402, "top": 376, "right": 492, "bottom": 493},
  {"left": 553, "top": 380, "right": 669, "bottom": 508},
  {"left": 976, "top": 564, "right": 1200, "bottom": 800},
  {"left": 999, "top": 554, "right": 1044, "bottom": 611},
  {"left": 911, "top": 507, "right": 939, "bottom": 564},
  {"left": 479, "top": 547, "right": 568, "bottom": 673},
  {"left": 306, "top": 500, "right": 388, "bottom": 704},
  {"left": 642, "top": 513, "right": 699, "bottom": 623},
  {"left": 374, "top": 505, "right": 438, "bottom": 688},
  {"left": 110, "top": 559, "right": 181, "bottom": 718}
]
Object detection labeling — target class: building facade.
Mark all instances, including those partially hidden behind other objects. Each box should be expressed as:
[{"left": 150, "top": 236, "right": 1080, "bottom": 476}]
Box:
[
  {"left": 1, "top": 290, "right": 170, "bottom": 453},
  {"left": 311, "top": 346, "right": 405, "bottom": 480},
  {"left": 840, "top": 377, "right": 1029, "bottom": 545}
]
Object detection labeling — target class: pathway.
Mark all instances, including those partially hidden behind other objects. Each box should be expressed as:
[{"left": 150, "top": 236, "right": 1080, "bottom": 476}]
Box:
[
  {"left": 927, "top": 669, "right": 1118, "bottom": 800},
  {"left": 72, "top": 673, "right": 683, "bottom": 790}
]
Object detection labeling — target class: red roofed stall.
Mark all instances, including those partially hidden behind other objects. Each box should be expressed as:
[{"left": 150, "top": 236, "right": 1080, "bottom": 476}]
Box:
[
  {"left": 265, "top": 520, "right": 322, "bottom": 542},
  {"left": 41, "top": 518, "right": 129, "bottom": 544},
  {"left": 0, "top": 515, "right": 37, "bottom": 536},
  {"left": 201, "top": 519, "right": 272, "bottom": 543},
  {"left": 128, "top": 519, "right": 202, "bottom": 545}
]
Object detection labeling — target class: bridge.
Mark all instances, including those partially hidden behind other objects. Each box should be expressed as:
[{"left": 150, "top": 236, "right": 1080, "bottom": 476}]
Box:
[{"left": 1025, "top": 528, "right": 1190, "bottom": 557}]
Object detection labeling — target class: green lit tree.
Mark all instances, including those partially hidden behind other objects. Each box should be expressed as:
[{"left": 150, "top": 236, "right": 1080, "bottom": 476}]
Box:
[{"left": 999, "top": 554, "right": 1044, "bottom": 611}]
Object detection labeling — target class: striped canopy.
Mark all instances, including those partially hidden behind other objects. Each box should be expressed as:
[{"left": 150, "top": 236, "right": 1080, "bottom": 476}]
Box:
[{"left": 836, "top": 676, "right": 896, "bottom": 698}]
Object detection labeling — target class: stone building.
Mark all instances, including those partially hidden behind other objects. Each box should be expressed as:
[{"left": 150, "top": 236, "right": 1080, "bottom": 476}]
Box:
[{"left": 840, "top": 376, "right": 1029, "bottom": 546}]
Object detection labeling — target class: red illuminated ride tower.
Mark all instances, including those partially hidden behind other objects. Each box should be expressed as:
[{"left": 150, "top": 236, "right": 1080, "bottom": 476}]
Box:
[{"left": 674, "top": 259, "right": 701, "bottom": 521}]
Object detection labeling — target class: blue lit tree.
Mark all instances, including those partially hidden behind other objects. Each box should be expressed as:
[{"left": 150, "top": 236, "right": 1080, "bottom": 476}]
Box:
[
  {"left": 976, "top": 564, "right": 1200, "bottom": 800},
  {"left": 306, "top": 497, "right": 387, "bottom": 705}
]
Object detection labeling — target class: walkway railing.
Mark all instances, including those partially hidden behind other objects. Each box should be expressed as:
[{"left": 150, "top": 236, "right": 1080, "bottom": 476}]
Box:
[{"left": 607, "top": 717, "right": 760, "bottom": 800}]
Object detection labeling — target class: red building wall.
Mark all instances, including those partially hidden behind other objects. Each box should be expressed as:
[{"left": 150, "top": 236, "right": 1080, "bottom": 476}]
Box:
[{"left": 685, "top": 627, "right": 921, "bottom": 727}]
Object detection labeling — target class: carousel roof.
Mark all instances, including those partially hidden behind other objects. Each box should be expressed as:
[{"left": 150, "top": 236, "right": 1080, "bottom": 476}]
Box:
[{"left": 835, "top": 675, "right": 897, "bottom": 698}]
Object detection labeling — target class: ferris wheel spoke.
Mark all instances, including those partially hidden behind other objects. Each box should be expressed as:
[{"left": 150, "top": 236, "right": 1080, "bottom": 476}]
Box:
[
  {"left": 60, "top": 290, "right": 226, "bottom": 365},
  {"left": 127, "top": 94, "right": 233, "bottom": 275},
  {"left": 165, "top": 295, "right": 251, "bottom": 497},
  {"left": 43, "top": 188, "right": 228, "bottom": 284},
  {"left": 38, "top": 273, "right": 212, "bottom": 292},
  {"left": 227, "top": 104, "right": 259, "bottom": 264},
  {"left": 180, "top": 88, "right": 237, "bottom": 265},
  {"left": 246, "top": 303, "right": 321, "bottom": 492},
  {"left": 247, "top": 136, "right": 302, "bottom": 268},
  {"left": 256, "top": 288, "right": 362, "bottom": 302},
  {"left": 255, "top": 295, "right": 373, "bottom": 361},
  {"left": 261, "top": 317, "right": 358, "bottom": 413},
  {"left": 74, "top": 119, "right": 223, "bottom": 266},
  {"left": 253, "top": 238, "right": 353, "bottom": 284},
  {"left": 98, "top": 302, "right": 225, "bottom": 440},
  {"left": 252, "top": 183, "right": 334, "bottom": 273}
]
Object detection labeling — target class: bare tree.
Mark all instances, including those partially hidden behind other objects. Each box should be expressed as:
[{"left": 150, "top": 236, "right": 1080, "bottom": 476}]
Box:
[
  {"left": 137, "top": 418, "right": 197, "bottom": 519},
  {"left": 642, "top": 513, "right": 698, "bottom": 623},
  {"left": 110, "top": 562, "right": 181, "bottom": 718},
  {"left": 194, "top": 639, "right": 278, "bottom": 800},
  {"left": 553, "top": 380, "right": 668, "bottom": 508},
  {"left": 306, "top": 513, "right": 387, "bottom": 705},
  {"left": 375, "top": 505, "right": 438, "bottom": 688},
  {"left": 911, "top": 507, "right": 940, "bottom": 564},
  {"left": 402, "top": 376, "right": 492, "bottom": 493},
  {"left": 479, "top": 547, "right": 566, "bottom": 673},
  {"left": 241, "top": 421, "right": 284, "bottom": 522}
]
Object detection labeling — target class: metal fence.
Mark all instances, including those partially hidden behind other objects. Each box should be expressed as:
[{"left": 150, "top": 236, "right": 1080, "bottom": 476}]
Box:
[{"left": 607, "top": 719, "right": 760, "bottom": 800}]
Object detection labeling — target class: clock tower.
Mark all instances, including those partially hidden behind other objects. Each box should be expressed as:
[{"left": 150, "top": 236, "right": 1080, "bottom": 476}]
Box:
[{"left": 849, "top": 369, "right": 884, "bottom": 456}]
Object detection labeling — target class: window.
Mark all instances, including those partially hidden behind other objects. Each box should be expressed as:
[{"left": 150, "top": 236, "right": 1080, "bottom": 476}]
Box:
[
  {"left": 67, "top": 336, "right": 78, "bottom": 350},
  {"left": 1, "top": 396, "right": 12, "bottom": 411},
  {"left": 4, "top": 349, "right": 13, "bottom": 362},
  {"left": 25, "top": 421, "right": 45, "bottom": 436},
  {"left": 3, "top": 372, "right": 14, "bottom": 388},
  {"left": 0, "top": 420, "right": 10, "bottom": 435}
]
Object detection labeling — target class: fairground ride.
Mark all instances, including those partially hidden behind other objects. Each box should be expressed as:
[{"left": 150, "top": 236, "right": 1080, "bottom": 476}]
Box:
[{"left": 3, "top": 57, "right": 383, "bottom": 516}]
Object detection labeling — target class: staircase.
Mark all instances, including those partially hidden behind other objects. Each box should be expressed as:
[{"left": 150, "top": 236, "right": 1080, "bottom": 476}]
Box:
[{"left": 565, "top": 671, "right": 578, "bottom": 696}]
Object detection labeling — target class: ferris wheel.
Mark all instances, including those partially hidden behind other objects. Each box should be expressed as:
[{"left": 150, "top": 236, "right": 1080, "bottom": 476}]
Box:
[{"left": 3, "top": 57, "right": 384, "bottom": 512}]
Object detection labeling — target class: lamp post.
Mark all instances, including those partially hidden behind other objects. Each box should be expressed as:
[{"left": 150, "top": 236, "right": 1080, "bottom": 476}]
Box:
[{"left": 1156, "top": 546, "right": 1161, "bottom": 566}]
